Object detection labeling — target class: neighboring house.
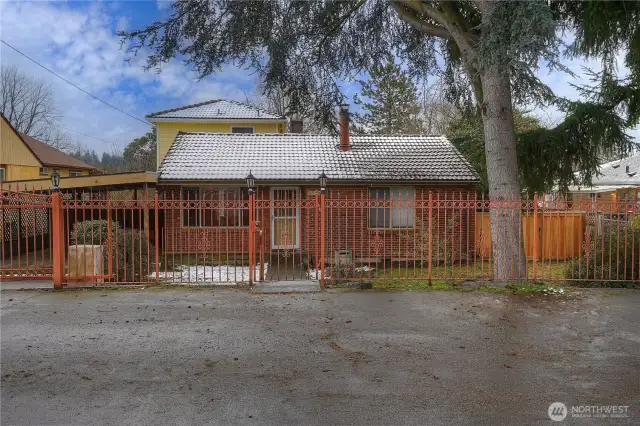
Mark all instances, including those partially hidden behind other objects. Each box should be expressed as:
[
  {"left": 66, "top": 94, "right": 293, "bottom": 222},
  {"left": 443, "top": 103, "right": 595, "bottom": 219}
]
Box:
[
  {"left": 146, "top": 99, "right": 288, "bottom": 168},
  {"left": 0, "top": 114, "right": 95, "bottom": 182},
  {"left": 568, "top": 154, "right": 640, "bottom": 204},
  {"left": 156, "top": 108, "right": 479, "bottom": 259}
]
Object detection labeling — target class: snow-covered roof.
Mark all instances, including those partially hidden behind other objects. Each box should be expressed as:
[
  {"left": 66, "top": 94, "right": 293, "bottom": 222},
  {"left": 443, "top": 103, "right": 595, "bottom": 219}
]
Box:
[
  {"left": 146, "top": 99, "right": 285, "bottom": 121},
  {"left": 588, "top": 154, "right": 640, "bottom": 186},
  {"left": 159, "top": 133, "right": 479, "bottom": 182},
  {"left": 566, "top": 184, "right": 638, "bottom": 193}
]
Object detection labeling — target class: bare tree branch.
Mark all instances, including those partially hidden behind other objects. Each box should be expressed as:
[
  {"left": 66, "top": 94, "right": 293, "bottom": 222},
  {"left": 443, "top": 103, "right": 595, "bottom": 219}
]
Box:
[{"left": 0, "top": 65, "right": 61, "bottom": 139}]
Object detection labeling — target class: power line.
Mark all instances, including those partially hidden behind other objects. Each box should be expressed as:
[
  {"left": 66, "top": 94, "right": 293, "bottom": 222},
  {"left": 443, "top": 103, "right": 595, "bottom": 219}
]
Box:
[
  {"left": 55, "top": 124, "right": 122, "bottom": 149},
  {"left": 1, "top": 39, "right": 150, "bottom": 126}
]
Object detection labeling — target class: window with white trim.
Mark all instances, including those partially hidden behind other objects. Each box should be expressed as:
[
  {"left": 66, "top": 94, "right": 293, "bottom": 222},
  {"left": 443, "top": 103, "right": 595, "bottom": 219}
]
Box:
[
  {"left": 231, "top": 126, "right": 254, "bottom": 134},
  {"left": 0, "top": 167, "right": 5, "bottom": 183},
  {"left": 69, "top": 171, "right": 83, "bottom": 177},
  {"left": 39, "top": 167, "right": 49, "bottom": 175},
  {"left": 368, "top": 187, "right": 415, "bottom": 228},
  {"left": 182, "top": 188, "right": 249, "bottom": 227}
]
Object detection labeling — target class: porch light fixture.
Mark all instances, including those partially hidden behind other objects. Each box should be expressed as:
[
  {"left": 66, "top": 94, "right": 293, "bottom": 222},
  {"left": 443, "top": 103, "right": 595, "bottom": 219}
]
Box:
[
  {"left": 319, "top": 170, "right": 328, "bottom": 192},
  {"left": 51, "top": 169, "right": 61, "bottom": 192},
  {"left": 246, "top": 170, "right": 256, "bottom": 193}
]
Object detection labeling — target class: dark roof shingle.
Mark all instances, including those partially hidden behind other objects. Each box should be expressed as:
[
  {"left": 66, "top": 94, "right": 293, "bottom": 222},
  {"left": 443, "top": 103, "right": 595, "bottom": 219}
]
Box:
[
  {"left": 19, "top": 133, "right": 95, "bottom": 170},
  {"left": 159, "top": 133, "right": 478, "bottom": 182}
]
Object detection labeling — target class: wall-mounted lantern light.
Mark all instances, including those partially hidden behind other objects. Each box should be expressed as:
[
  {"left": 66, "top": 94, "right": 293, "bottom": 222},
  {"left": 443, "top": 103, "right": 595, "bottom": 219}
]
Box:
[
  {"left": 319, "top": 170, "right": 327, "bottom": 192},
  {"left": 246, "top": 170, "right": 256, "bottom": 194},
  {"left": 51, "top": 169, "right": 61, "bottom": 192}
]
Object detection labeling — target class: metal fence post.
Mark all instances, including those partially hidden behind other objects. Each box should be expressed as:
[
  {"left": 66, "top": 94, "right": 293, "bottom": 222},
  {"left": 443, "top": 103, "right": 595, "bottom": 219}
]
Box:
[
  {"left": 320, "top": 188, "right": 326, "bottom": 288},
  {"left": 51, "top": 191, "right": 64, "bottom": 289},
  {"left": 248, "top": 190, "right": 255, "bottom": 284},
  {"left": 532, "top": 193, "right": 538, "bottom": 280},
  {"left": 154, "top": 192, "right": 159, "bottom": 283},
  {"left": 428, "top": 191, "right": 433, "bottom": 285}
]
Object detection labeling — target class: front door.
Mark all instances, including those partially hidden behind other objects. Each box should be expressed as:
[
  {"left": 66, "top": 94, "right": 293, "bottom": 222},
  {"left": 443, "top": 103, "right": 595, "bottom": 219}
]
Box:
[{"left": 271, "top": 188, "right": 300, "bottom": 249}]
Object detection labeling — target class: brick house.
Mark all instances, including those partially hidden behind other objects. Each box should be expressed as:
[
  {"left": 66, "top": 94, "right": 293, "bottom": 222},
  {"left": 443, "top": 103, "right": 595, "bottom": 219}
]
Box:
[{"left": 157, "top": 107, "right": 480, "bottom": 266}]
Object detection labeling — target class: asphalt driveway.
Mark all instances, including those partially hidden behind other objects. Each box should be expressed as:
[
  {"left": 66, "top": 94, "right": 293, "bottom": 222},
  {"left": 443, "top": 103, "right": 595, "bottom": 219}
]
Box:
[{"left": 1, "top": 287, "right": 639, "bottom": 425}]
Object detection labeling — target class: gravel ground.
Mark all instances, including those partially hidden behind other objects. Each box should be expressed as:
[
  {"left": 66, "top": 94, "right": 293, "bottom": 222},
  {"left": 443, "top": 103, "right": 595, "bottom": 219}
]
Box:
[{"left": 1, "top": 287, "right": 639, "bottom": 425}]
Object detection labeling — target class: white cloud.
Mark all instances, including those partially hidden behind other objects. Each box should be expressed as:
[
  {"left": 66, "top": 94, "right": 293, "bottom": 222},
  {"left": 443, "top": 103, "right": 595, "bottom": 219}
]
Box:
[
  {"left": 0, "top": 0, "right": 636, "bottom": 155},
  {"left": 0, "top": 0, "right": 252, "bottom": 154},
  {"left": 534, "top": 51, "right": 639, "bottom": 142}
]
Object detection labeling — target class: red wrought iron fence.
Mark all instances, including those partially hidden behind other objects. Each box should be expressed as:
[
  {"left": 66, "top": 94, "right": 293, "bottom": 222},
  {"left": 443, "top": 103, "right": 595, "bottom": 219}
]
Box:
[
  {"left": 0, "top": 185, "right": 53, "bottom": 280},
  {"left": 2, "top": 185, "right": 639, "bottom": 287}
]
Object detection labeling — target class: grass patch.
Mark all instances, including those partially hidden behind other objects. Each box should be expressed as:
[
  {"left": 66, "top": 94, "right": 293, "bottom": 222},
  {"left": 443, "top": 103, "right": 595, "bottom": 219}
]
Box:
[
  {"left": 372, "top": 279, "right": 455, "bottom": 291},
  {"left": 371, "top": 261, "right": 569, "bottom": 282}
]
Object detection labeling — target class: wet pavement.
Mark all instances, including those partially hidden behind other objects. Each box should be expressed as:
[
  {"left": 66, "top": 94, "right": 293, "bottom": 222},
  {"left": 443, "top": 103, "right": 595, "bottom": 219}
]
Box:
[{"left": 1, "top": 287, "right": 639, "bottom": 425}]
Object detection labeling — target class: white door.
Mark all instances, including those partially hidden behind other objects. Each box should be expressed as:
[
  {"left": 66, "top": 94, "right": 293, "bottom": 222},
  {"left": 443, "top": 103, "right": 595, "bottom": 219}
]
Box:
[{"left": 271, "top": 188, "right": 300, "bottom": 249}]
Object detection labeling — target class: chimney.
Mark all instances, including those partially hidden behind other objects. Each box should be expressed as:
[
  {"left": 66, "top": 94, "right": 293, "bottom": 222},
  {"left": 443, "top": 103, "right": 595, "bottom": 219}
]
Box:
[
  {"left": 290, "top": 114, "right": 303, "bottom": 133},
  {"left": 339, "top": 104, "right": 351, "bottom": 151},
  {"left": 626, "top": 165, "right": 630, "bottom": 173}
]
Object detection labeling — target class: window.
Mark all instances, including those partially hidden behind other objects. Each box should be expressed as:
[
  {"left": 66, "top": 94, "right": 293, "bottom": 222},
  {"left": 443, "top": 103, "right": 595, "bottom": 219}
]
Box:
[
  {"left": 182, "top": 188, "right": 249, "bottom": 227},
  {"left": 368, "top": 187, "right": 415, "bottom": 228},
  {"left": 0, "top": 167, "right": 5, "bottom": 183},
  {"left": 231, "top": 126, "right": 254, "bottom": 134},
  {"left": 70, "top": 171, "right": 83, "bottom": 177},
  {"left": 39, "top": 167, "right": 49, "bottom": 175}
]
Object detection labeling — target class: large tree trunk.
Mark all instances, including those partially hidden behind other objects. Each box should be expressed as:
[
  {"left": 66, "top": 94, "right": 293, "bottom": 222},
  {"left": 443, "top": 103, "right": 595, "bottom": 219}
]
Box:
[{"left": 480, "top": 66, "right": 527, "bottom": 280}]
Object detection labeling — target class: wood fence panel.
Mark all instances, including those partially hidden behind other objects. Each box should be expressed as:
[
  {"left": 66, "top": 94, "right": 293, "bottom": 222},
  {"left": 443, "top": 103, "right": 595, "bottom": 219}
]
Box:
[
  {"left": 475, "top": 212, "right": 585, "bottom": 260},
  {"left": 475, "top": 212, "right": 492, "bottom": 258}
]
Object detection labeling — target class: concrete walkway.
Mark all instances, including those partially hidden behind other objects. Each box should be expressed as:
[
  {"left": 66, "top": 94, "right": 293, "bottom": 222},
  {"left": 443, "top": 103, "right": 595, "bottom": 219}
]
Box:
[
  {"left": 0, "top": 280, "right": 53, "bottom": 290},
  {"left": 253, "top": 280, "right": 321, "bottom": 293}
]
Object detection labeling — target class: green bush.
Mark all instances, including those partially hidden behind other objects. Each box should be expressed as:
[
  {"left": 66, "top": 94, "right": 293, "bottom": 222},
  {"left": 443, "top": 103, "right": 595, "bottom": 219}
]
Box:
[
  {"left": 70, "top": 220, "right": 119, "bottom": 245},
  {"left": 105, "top": 227, "right": 153, "bottom": 282},
  {"left": 566, "top": 222, "right": 639, "bottom": 288},
  {"left": 70, "top": 220, "right": 154, "bottom": 283}
]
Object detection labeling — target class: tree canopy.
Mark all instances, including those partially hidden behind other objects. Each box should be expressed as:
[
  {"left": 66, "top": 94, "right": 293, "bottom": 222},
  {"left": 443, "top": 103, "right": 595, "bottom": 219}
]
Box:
[
  {"left": 353, "top": 56, "right": 424, "bottom": 134},
  {"left": 121, "top": 0, "right": 639, "bottom": 191},
  {"left": 122, "top": 130, "right": 157, "bottom": 172},
  {"left": 447, "top": 112, "right": 544, "bottom": 194}
]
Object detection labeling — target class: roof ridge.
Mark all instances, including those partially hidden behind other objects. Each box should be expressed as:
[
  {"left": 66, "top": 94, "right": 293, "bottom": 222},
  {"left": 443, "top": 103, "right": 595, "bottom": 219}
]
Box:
[
  {"left": 175, "top": 132, "right": 449, "bottom": 138},
  {"left": 146, "top": 99, "right": 223, "bottom": 118},
  {"left": 146, "top": 99, "right": 285, "bottom": 120}
]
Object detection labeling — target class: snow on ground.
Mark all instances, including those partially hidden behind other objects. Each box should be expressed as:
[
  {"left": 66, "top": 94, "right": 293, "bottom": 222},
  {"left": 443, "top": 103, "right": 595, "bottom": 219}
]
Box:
[
  {"left": 150, "top": 264, "right": 268, "bottom": 285},
  {"left": 307, "top": 265, "right": 374, "bottom": 280}
]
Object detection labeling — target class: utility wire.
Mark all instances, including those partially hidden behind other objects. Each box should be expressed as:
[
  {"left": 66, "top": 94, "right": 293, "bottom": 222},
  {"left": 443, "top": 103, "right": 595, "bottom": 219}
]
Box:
[
  {"left": 55, "top": 124, "right": 122, "bottom": 149},
  {"left": 1, "top": 39, "right": 150, "bottom": 126}
]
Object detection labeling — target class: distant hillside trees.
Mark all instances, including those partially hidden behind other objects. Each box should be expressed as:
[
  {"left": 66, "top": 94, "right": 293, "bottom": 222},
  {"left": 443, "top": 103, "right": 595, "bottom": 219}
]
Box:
[{"left": 122, "top": 129, "right": 156, "bottom": 171}]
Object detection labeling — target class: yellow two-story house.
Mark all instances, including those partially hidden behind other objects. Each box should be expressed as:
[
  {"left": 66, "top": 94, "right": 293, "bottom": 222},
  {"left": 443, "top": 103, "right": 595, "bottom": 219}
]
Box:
[
  {"left": 1, "top": 113, "right": 95, "bottom": 182},
  {"left": 147, "top": 99, "right": 287, "bottom": 168}
]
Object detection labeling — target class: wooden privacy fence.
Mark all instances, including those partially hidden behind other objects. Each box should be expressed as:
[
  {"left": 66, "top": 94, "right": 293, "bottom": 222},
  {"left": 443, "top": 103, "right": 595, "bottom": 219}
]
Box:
[
  {"left": 2, "top": 185, "right": 640, "bottom": 287},
  {"left": 475, "top": 212, "right": 586, "bottom": 260}
]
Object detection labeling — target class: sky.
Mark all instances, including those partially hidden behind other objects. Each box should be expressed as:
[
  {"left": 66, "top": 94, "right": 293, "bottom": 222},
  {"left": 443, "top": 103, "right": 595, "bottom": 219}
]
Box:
[{"left": 0, "top": 0, "right": 638, "bottom": 155}]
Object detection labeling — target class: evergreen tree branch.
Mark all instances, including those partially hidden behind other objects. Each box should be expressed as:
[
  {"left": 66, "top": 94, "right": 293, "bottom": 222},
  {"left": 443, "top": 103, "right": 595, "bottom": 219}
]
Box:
[{"left": 390, "top": 2, "right": 451, "bottom": 39}]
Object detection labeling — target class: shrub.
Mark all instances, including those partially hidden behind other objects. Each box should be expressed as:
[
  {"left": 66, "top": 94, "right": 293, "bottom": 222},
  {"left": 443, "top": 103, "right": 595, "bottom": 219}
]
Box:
[
  {"left": 105, "top": 227, "right": 153, "bottom": 282},
  {"left": 70, "top": 220, "right": 118, "bottom": 245},
  {"left": 70, "top": 220, "right": 154, "bottom": 283},
  {"left": 414, "top": 212, "right": 461, "bottom": 279},
  {"left": 566, "top": 222, "right": 639, "bottom": 288}
]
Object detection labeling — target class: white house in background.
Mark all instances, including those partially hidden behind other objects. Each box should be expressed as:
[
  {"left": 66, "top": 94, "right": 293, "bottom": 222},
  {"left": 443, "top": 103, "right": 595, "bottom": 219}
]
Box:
[{"left": 567, "top": 154, "right": 640, "bottom": 203}]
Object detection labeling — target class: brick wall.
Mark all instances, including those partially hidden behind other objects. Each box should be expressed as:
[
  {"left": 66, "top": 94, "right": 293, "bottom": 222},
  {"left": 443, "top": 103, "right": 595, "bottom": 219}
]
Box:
[
  {"left": 306, "top": 185, "right": 477, "bottom": 266},
  {"left": 159, "top": 184, "right": 478, "bottom": 266}
]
